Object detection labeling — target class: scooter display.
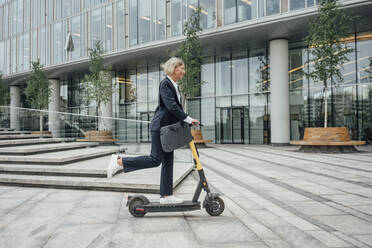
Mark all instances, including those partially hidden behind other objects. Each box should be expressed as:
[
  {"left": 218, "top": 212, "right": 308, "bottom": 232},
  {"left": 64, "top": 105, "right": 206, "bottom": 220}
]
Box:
[{"left": 126, "top": 139, "right": 224, "bottom": 217}]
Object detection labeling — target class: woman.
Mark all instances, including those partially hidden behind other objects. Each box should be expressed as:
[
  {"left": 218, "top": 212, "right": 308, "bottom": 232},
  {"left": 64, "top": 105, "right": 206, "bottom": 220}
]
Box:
[{"left": 107, "top": 57, "right": 199, "bottom": 204}]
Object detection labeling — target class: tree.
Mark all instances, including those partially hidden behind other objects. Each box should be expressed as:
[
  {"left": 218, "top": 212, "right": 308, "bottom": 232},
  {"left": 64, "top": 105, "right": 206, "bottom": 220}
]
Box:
[
  {"left": 173, "top": 8, "right": 203, "bottom": 108},
  {"left": 0, "top": 74, "right": 10, "bottom": 106},
  {"left": 82, "top": 41, "right": 114, "bottom": 130},
  {"left": 24, "top": 60, "right": 51, "bottom": 132},
  {"left": 305, "top": 0, "right": 357, "bottom": 127}
]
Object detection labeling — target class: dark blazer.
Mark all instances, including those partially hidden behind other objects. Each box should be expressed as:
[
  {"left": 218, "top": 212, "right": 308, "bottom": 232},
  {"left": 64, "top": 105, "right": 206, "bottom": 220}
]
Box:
[{"left": 150, "top": 77, "right": 188, "bottom": 132}]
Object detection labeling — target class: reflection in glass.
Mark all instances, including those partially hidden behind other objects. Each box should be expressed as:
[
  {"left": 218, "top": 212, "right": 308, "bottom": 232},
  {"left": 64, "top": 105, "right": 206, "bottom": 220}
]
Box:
[
  {"left": 249, "top": 48, "right": 268, "bottom": 94},
  {"left": 91, "top": 8, "right": 101, "bottom": 48},
  {"left": 201, "top": 57, "right": 215, "bottom": 96},
  {"left": 129, "top": 0, "right": 138, "bottom": 46},
  {"left": 25, "top": 0, "right": 31, "bottom": 31},
  {"left": 24, "top": 32, "right": 30, "bottom": 70},
  {"left": 53, "top": 22, "right": 62, "bottom": 64},
  {"left": 105, "top": 5, "right": 112, "bottom": 51},
  {"left": 224, "top": 0, "right": 236, "bottom": 25},
  {"left": 71, "top": 15, "right": 81, "bottom": 60},
  {"left": 216, "top": 55, "right": 231, "bottom": 97},
  {"left": 200, "top": 0, "right": 216, "bottom": 30},
  {"left": 0, "top": 41, "right": 4, "bottom": 74},
  {"left": 138, "top": 0, "right": 151, "bottom": 44},
  {"left": 116, "top": 0, "right": 125, "bottom": 50},
  {"left": 238, "top": 0, "right": 257, "bottom": 21},
  {"left": 148, "top": 67, "right": 160, "bottom": 111},
  {"left": 266, "top": 0, "right": 280, "bottom": 15},
  {"left": 232, "top": 51, "right": 248, "bottom": 106},
  {"left": 290, "top": 0, "right": 305, "bottom": 10},
  {"left": 153, "top": 0, "right": 166, "bottom": 41},
  {"left": 171, "top": 0, "right": 182, "bottom": 37}
]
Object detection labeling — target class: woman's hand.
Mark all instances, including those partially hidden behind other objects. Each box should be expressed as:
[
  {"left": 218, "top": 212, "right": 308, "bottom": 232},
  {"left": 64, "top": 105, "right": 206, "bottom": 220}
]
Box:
[{"left": 191, "top": 119, "right": 200, "bottom": 127}]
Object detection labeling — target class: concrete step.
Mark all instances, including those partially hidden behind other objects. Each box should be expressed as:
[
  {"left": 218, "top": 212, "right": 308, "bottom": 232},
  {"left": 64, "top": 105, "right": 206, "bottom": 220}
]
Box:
[
  {"left": 0, "top": 146, "right": 126, "bottom": 165},
  {"left": 0, "top": 162, "right": 194, "bottom": 193},
  {"left": 0, "top": 131, "right": 32, "bottom": 135},
  {"left": 0, "top": 138, "right": 75, "bottom": 147},
  {"left": 0, "top": 142, "right": 100, "bottom": 155},
  {"left": 0, "top": 128, "right": 14, "bottom": 131},
  {"left": 0, "top": 164, "right": 105, "bottom": 178},
  {"left": 0, "top": 134, "right": 53, "bottom": 140}
]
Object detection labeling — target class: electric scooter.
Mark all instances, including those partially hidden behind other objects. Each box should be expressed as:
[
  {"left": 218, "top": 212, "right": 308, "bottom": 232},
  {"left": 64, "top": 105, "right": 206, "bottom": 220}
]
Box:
[{"left": 126, "top": 139, "right": 225, "bottom": 217}]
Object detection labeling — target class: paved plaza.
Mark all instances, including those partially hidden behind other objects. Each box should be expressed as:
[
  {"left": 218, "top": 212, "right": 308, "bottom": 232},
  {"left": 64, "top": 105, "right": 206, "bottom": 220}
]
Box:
[{"left": 1, "top": 144, "right": 372, "bottom": 248}]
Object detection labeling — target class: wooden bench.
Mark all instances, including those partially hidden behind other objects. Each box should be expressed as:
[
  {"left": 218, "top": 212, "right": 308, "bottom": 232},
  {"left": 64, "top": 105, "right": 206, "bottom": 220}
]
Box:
[
  {"left": 191, "top": 130, "right": 213, "bottom": 147},
  {"left": 77, "top": 130, "right": 119, "bottom": 143},
  {"left": 290, "top": 127, "right": 365, "bottom": 152}
]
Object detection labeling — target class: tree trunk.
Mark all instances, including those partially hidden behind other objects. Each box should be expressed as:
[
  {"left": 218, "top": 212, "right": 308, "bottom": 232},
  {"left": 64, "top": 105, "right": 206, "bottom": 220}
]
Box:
[
  {"left": 39, "top": 113, "right": 43, "bottom": 133},
  {"left": 96, "top": 105, "right": 99, "bottom": 131},
  {"left": 324, "top": 86, "right": 328, "bottom": 128},
  {"left": 182, "top": 93, "right": 187, "bottom": 113}
]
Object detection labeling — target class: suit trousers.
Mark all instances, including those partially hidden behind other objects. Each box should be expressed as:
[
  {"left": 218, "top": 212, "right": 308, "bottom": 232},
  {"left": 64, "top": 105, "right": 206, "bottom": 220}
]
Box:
[{"left": 122, "top": 131, "right": 174, "bottom": 196}]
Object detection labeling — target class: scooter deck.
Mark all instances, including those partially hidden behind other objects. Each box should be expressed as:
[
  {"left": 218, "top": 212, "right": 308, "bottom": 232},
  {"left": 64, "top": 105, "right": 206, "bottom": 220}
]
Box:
[{"left": 142, "top": 201, "right": 201, "bottom": 212}]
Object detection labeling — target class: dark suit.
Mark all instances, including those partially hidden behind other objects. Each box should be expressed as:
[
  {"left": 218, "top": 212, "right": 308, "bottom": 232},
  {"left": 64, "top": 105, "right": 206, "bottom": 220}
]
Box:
[
  {"left": 122, "top": 77, "right": 189, "bottom": 196},
  {"left": 150, "top": 77, "right": 187, "bottom": 131}
]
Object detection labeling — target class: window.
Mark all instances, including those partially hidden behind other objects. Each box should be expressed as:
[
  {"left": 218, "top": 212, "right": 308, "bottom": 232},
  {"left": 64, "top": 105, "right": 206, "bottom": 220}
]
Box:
[
  {"left": 224, "top": 0, "right": 236, "bottom": 25},
  {"left": 0, "top": 41, "right": 4, "bottom": 74},
  {"left": 171, "top": 0, "right": 182, "bottom": 37},
  {"left": 138, "top": 0, "right": 150, "bottom": 44},
  {"left": 32, "top": 29, "right": 37, "bottom": 62},
  {"left": 200, "top": 0, "right": 216, "bottom": 30},
  {"left": 24, "top": 0, "right": 31, "bottom": 31},
  {"left": 266, "top": 0, "right": 280, "bottom": 16},
  {"left": 63, "top": 0, "right": 72, "bottom": 18},
  {"left": 24, "top": 32, "right": 30, "bottom": 70},
  {"left": 290, "top": 0, "right": 305, "bottom": 10},
  {"left": 71, "top": 15, "right": 81, "bottom": 60},
  {"left": 47, "top": 0, "right": 53, "bottom": 23},
  {"left": 105, "top": 4, "right": 112, "bottom": 51},
  {"left": 152, "top": 0, "right": 165, "bottom": 41},
  {"left": 238, "top": 0, "right": 257, "bottom": 21},
  {"left": 116, "top": 0, "right": 125, "bottom": 50},
  {"left": 129, "top": 0, "right": 137, "bottom": 46},
  {"left": 53, "top": 22, "right": 63, "bottom": 64},
  {"left": 91, "top": 8, "right": 102, "bottom": 48}
]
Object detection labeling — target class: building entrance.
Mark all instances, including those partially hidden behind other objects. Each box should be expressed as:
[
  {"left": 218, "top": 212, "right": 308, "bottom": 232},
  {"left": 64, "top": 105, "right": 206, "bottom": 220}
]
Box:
[{"left": 219, "top": 107, "right": 248, "bottom": 144}]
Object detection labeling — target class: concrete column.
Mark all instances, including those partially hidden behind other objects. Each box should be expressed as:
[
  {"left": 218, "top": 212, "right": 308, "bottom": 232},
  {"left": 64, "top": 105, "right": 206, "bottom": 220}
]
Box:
[
  {"left": 10, "top": 86, "right": 21, "bottom": 131},
  {"left": 48, "top": 79, "right": 60, "bottom": 138},
  {"left": 269, "top": 39, "right": 290, "bottom": 145}
]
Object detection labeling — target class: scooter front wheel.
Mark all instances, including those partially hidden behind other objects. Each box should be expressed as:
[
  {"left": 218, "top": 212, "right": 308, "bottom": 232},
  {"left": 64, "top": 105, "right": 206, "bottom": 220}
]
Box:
[
  {"left": 205, "top": 196, "right": 224, "bottom": 216},
  {"left": 128, "top": 198, "right": 147, "bottom": 217}
]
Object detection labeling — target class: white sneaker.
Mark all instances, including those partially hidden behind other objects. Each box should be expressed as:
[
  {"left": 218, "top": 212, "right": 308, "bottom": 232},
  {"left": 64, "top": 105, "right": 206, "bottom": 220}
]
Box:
[
  {"left": 159, "top": 195, "right": 184, "bottom": 204},
  {"left": 107, "top": 154, "right": 122, "bottom": 179}
]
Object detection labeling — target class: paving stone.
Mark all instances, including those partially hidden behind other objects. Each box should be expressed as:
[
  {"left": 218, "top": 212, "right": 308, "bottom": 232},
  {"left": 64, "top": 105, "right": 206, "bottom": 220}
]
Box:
[
  {"left": 43, "top": 223, "right": 113, "bottom": 248},
  {"left": 307, "top": 230, "right": 352, "bottom": 247},
  {"left": 271, "top": 226, "right": 328, "bottom": 248},
  {"left": 188, "top": 217, "right": 260, "bottom": 245},
  {"left": 312, "top": 215, "right": 372, "bottom": 235},
  {"left": 353, "top": 234, "right": 372, "bottom": 246},
  {"left": 287, "top": 201, "right": 345, "bottom": 216}
]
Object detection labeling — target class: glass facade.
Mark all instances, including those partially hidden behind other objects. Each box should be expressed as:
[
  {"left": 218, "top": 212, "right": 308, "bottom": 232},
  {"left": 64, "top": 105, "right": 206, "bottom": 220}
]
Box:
[
  {"left": 1, "top": 0, "right": 371, "bottom": 144},
  {"left": 289, "top": 32, "right": 372, "bottom": 142},
  {"left": 0, "top": 0, "right": 319, "bottom": 76}
]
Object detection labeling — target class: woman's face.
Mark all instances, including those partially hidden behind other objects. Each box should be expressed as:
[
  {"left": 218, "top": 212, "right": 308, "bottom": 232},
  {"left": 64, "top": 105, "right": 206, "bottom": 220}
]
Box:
[{"left": 172, "top": 64, "right": 185, "bottom": 82}]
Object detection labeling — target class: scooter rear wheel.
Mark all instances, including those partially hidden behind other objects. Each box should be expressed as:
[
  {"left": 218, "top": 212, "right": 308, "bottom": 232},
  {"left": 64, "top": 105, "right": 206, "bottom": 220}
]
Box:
[
  {"left": 129, "top": 198, "right": 147, "bottom": 217},
  {"left": 205, "top": 196, "right": 224, "bottom": 216}
]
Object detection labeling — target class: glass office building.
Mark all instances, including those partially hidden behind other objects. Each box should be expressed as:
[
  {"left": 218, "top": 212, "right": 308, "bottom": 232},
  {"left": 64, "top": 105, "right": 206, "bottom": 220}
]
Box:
[{"left": 1, "top": 0, "right": 372, "bottom": 144}]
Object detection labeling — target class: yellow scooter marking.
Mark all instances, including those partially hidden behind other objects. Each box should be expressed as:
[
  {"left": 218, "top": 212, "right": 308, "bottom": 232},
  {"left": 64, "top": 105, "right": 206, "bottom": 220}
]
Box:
[{"left": 189, "top": 140, "right": 203, "bottom": 171}]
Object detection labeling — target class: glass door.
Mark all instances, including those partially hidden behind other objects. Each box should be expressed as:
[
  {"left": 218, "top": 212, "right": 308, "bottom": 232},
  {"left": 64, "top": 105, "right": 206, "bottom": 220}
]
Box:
[
  {"left": 232, "top": 108, "right": 245, "bottom": 144},
  {"left": 220, "top": 108, "right": 231, "bottom": 143}
]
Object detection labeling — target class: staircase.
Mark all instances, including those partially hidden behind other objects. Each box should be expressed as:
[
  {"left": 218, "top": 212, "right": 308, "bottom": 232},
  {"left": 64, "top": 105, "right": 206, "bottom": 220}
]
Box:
[{"left": 0, "top": 129, "right": 193, "bottom": 193}]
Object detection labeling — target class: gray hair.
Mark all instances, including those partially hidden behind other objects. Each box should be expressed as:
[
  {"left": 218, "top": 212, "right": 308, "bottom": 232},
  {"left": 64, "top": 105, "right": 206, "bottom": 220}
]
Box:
[{"left": 161, "top": 57, "right": 184, "bottom": 75}]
